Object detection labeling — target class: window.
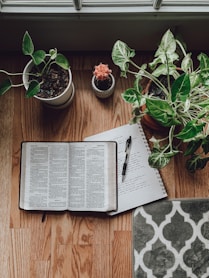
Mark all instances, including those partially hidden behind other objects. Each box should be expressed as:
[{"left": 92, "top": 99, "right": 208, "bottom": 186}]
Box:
[{"left": 1, "top": 0, "right": 209, "bottom": 13}]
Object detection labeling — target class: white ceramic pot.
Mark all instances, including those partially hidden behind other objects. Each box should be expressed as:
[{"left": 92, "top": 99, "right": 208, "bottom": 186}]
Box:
[
  {"left": 91, "top": 73, "right": 115, "bottom": 99},
  {"left": 23, "top": 59, "right": 75, "bottom": 109}
]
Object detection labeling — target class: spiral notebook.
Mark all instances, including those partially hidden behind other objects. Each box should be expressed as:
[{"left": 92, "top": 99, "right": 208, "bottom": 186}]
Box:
[{"left": 85, "top": 124, "right": 167, "bottom": 215}]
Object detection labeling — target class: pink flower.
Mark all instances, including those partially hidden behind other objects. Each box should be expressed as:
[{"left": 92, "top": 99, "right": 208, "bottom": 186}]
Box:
[{"left": 93, "top": 63, "right": 112, "bottom": 81}]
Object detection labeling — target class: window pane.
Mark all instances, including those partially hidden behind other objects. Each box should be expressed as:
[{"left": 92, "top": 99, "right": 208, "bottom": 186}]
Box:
[
  {"left": 0, "top": 0, "right": 154, "bottom": 13},
  {"left": 0, "top": 0, "right": 74, "bottom": 12},
  {"left": 1, "top": 0, "right": 73, "bottom": 4},
  {"left": 1, "top": 0, "right": 153, "bottom": 7},
  {"left": 82, "top": 0, "right": 152, "bottom": 4},
  {"left": 163, "top": 0, "right": 209, "bottom": 4},
  {"left": 160, "top": 0, "right": 209, "bottom": 11}
]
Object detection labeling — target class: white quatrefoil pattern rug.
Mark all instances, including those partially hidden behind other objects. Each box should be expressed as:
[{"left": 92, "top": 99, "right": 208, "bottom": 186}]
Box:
[{"left": 133, "top": 199, "right": 209, "bottom": 278}]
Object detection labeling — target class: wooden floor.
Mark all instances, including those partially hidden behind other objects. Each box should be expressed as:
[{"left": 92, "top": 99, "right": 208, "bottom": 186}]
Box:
[{"left": 0, "top": 51, "right": 209, "bottom": 278}]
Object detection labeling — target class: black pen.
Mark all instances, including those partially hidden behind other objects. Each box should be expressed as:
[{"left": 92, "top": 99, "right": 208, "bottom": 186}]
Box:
[{"left": 122, "top": 136, "right": 132, "bottom": 182}]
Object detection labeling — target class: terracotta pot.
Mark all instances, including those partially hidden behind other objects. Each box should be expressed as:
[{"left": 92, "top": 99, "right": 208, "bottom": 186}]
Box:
[
  {"left": 23, "top": 59, "right": 75, "bottom": 109},
  {"left": 91, "top": 73, "right": 115, "bottom": 99}
]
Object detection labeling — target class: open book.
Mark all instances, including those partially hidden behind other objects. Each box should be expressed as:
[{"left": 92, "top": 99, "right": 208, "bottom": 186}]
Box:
[
  {"left": 85, "top": 124, "right": 167, "bottom": 215},
  {"left": 19, "top": 141, "right": 117, "bottom": 213}
]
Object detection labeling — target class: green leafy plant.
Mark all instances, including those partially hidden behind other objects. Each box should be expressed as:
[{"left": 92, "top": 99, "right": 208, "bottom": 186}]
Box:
[
  {"left": 112, "top": 29, "right": 209, "bottom": 172},
  {"left": 0, "top": 31, "right": 70, "bottom": 97}
]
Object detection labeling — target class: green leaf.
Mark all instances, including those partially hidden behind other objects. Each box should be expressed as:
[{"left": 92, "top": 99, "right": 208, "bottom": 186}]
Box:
[
  {"left": 112, "top": 40, "right": 135, "bottom": 76},
  {"left": 198, "top": 98, "right": 209, "bottom": 108},
  {"left": 186, "top": 155, "right": 209, "bottom": 173},
  {"left": 149, "top": 30, "right": 178, "bottom": 75},
  {"left": 176, "top": 120, "right": 205, "bottom": 141},
  {"left": 202, "top": 135, "right": 209, "bottom": 154},
  {"left": 146, "top": 98, "right": 180, "bottom": 127},
  {"left": 149, "top": 53, "right": 178, "bottom": 71},
  {"left": 26, "top": 80, "right": 40, "bottom": 97},
  {"left": 184, "top": 140, "right": 202, "bottom": 156},
  {"left": 149, "top": 57, "right": 162, "bottom": 70},
  {"left": 171, "top": 73, "right": 191, "bottom": 102},
  {"left": 156, "top": 29, "right": 176, "bottom": 56},
  {"left": 196, "top": 108, "right": 209, "bottom": 120},
  {"left": 32, "top": 50, "right": 46, "bottom": 65},
  {"left": 0, "top": 79, "right": 12, "bottom": 95},
  {"left": 189, "top": 72, "right": 201, "bottom": 88},
  {"left": 121, "top": 88, "right": 140, "bottom": 104},
  {"left": 152, "top": 63, "right": 176, "bottom": 77},
  {"left": 181, "top": 53, "right": 192, "bottom": 73},
  {"left": 198, "top": 53, "right": 209, "bottom": 85},
  {"left": 22, "top": 31, "right": 34, "bottom": 56},
  {"left": 153, "top": 29, "right": 178, "bottom": 65},
  {"left": 55, "top": 54, "right": 69, "bottom": 70},
  {"left": 148, "top": 149, "right": 175, "bottom": 169},
  {"left": 183, "top": 98, "right": 190, "bottom": 113},
  {"left": 49, "top": 48, "right": 57, "bottom": 60}
]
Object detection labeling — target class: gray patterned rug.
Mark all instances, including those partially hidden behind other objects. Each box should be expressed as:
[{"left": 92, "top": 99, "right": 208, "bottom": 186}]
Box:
[{"left": 133, "top": 199, "right": 209, "bottom": 278}]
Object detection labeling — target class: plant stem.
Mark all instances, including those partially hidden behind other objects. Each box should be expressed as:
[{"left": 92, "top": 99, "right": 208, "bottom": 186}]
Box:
[
  {"left": 12, "top": 83, "right": 24, "bottom": 87},
  {"left": 176, "top": 39, "right": 187, "bottom": 58},
  {"left": 160, "top": 126, "right": 176, "bottom": 155},
  {"left": 168, "top": 125, "right": 175, "bottom": 151},
  {"left": 0, "top": 70, "right": 23, "bottom": 76},
  {"left": 41, "top": 58, "right": 52, "bottom": 76},
  {"left": 128, "top": 60, "right": 169, "bottom": 96}
]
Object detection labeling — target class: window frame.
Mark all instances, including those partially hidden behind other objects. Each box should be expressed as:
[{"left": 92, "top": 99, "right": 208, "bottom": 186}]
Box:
[{"left": 1, "top": 0, "right": 209, "bottom": 14}]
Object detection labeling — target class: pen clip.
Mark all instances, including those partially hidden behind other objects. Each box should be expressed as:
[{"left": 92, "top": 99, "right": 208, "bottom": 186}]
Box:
[{"left": 125, "top": 136, "right": 132, "bottom": 152}]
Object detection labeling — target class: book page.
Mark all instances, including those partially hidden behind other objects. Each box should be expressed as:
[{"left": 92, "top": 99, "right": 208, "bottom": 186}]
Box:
[
  {"left": 20, "top": 142, "right": 69, "bottom": 211},
  {"left": 67, "top": 142, "right": 117, "bottom": 212},
  {"left": 85, "top": 124, "right": 167, "bottom": 215},
  {"left": 20, "top": 142, "right": 117, "bottom": 212}
]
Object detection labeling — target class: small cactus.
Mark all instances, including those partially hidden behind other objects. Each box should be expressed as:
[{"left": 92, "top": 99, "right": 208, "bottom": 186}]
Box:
[
  {"left": 93, "top": 63, "right": 112, "bottom": 81},
  {"left": 93, "top": 63, "right": 112, "bottom": 90}
]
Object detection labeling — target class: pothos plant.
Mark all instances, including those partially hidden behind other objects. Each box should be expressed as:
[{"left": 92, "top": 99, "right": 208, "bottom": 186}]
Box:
[
  {"left": 112, "top": 29, "right": 209, "bottom": 173},
  {"left": 0, "top": 31, "right": 69, "bottom": 97}
]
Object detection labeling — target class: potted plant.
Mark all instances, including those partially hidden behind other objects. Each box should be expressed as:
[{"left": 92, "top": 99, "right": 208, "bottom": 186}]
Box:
[
  {"left": 112, "top": 29, "right": 209, "bottom": 173},
  {"left": 0, "top": 31, "right": 75, "bottom": 109},
  {"left": 92, "top": 63, "right": 115, "bottom": 98}
]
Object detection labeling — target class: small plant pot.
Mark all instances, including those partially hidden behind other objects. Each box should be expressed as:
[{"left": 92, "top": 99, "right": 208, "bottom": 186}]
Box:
[
  {"left": 91, "top": 73, "right": 115, "bottom": 99},
  {"left": 23, "top": 59, "right": 75, "bottom": 109}
]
